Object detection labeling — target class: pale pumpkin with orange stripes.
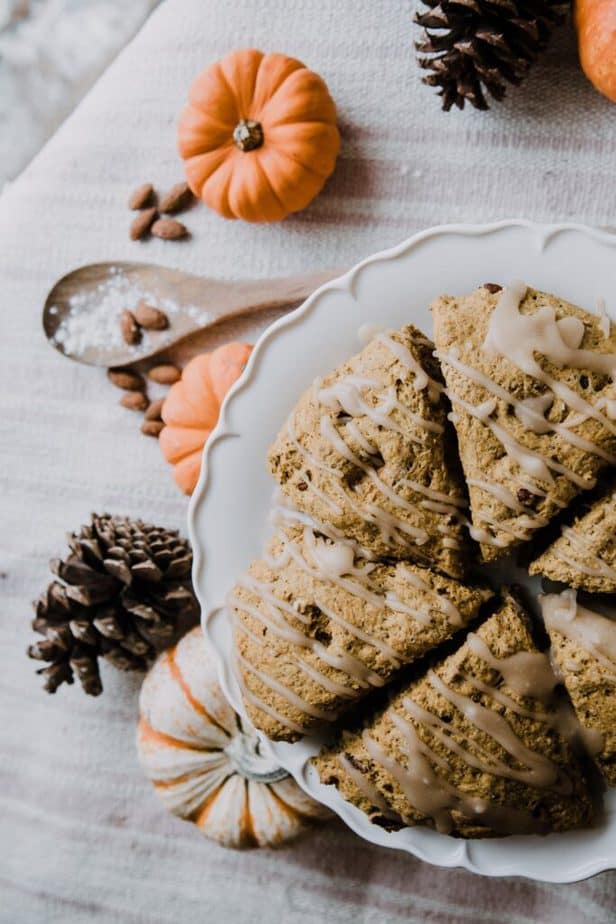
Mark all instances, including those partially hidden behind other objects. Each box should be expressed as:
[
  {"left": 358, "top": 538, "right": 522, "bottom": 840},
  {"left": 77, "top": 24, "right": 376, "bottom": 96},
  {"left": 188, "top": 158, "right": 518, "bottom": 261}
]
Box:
[{"left": 137, "top": 627, "right": 330, "bottom": 848}]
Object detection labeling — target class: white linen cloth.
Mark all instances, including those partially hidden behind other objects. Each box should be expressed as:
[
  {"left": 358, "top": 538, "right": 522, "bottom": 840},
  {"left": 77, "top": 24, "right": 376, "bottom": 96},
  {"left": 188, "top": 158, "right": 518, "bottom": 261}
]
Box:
[{"left": 1, "top": 1, "right": 615, "bottom": 921}]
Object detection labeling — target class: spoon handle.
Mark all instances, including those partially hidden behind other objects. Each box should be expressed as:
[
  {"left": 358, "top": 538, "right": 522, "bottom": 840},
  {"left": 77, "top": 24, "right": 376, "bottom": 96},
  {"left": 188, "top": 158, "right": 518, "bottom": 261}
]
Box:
[
  {"left": 178, "top": 267, "right": 343, "bottom": 324},
  {"left": 138, "top": 267, "right": 344, "bottom": 366}
]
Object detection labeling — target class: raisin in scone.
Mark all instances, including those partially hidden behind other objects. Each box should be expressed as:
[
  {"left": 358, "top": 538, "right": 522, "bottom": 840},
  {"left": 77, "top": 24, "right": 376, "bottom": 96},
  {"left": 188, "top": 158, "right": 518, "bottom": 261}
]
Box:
[
  {"left": 268, "top": 325, "right": 470, "bottom": 578},
  {"left": 541, "top": 591, "right": 616, "bottom": 786},
  {"left": 314, "top": 593, "right": 594, "bottom": 837},
  {"left": 432, "top": 283, "right": 616, "bottom": 563},
  {"left": 531, "top": 484, "right": 616, "bottom": 593},
  {"left": 229, "top": 515, "right": 491, "bottom": 741}
]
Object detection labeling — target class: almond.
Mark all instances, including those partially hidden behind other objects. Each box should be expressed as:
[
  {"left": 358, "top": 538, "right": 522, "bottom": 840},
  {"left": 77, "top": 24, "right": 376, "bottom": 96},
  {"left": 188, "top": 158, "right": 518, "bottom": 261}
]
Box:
[
  {"left": 134, "top": 301, "right": 169, "bottom": 331},
  {"left": 120, "top": 309, "right": 141, "bottom": 345},
  {"left": 107, "top": 369, "right": 144, "bottom": 391},
  {"left": 130, "top": 207, "right": 158, "bottom": 241},
  {"left": 151, "top": 218, "right": 189, "bottom": 240},
  {"left": 141, "top": 420, "right": 165, "bottom": 438},
  {"left": 144, "top": 398, "right": 165, "bottom": 421},
  {"left": 147, "top": 363, "right": 181, "bottom": 385},
  {"left": 159, "top": 181, "right": 193, "bottom": 214},
  {"left": 128, "top": 183, "right": 154, "bottom": 210},
  {"left": 120, "top": 391, "right": 148, "bottom": 411}
]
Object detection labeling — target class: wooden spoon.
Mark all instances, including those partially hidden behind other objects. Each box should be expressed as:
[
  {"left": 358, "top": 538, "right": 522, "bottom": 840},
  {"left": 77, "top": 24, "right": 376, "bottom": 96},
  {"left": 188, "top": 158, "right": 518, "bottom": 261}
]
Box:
[{"left": 43, "top": 261, "right": 341, "bottom": 368}]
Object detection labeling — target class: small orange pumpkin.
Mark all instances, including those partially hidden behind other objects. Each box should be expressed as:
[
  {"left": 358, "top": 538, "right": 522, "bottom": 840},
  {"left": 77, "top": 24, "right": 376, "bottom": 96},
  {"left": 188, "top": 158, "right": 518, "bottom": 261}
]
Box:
[
  {"left": 177, "top": 48, "right": 340, "bottom": 222},
  {"left": 575, "top": 0, "right": 616, "bottom": 102},
  {"left": 160, "top": 342, "right": 252, "bottom": 495}
]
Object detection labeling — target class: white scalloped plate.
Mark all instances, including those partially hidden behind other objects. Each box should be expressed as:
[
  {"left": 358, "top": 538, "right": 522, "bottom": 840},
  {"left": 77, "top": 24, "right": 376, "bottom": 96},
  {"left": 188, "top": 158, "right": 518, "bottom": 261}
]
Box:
[{"left": 188, "top": 221, "right": 616, "bottom": 881}]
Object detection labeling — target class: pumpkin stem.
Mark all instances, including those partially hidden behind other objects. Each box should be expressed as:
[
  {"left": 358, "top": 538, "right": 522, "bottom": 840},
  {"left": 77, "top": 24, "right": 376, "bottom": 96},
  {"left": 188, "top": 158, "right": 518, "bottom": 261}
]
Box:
[{"left": 233, "top": 119, "right": 264, "bottom": 152}]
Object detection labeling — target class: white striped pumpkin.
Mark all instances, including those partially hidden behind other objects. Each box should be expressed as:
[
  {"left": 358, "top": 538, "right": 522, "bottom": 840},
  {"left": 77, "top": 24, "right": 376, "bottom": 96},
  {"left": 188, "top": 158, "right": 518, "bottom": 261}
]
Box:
[{"left": 137, "top": 627, "right": 330, "bottom": 848}]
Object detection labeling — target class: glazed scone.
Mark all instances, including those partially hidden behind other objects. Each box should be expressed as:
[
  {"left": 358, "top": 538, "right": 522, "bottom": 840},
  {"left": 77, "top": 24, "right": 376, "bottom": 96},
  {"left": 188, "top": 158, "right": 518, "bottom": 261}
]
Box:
[
  {"left": 314, "top": 593, "right": 594, "bottom": 837},
  {"left": 530, "top": 485, "right": 616, "bottom": 593},
  {"left": 541, "top": 591, "right": 616, "bottom": 786},
  {"left": 268, "top": 325, "right": 470, "bottom": 578},
  {"left": 229, "top": 516, "right": 491, "bottom": 741},
  {"left": 432, "top": 283, "right": 616, "bottom": 562}
]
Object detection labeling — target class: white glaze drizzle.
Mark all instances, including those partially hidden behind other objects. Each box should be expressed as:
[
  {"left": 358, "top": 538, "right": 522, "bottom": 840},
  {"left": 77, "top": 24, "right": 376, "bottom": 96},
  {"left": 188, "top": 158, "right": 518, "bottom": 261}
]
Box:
[
  {"left": 336, "top": 753, "right": 399, "bottom": 818},
  {"left": 236, "top": 650, "right": 338, "bottom": 721},
  {"left": 549, "top": 523, "right": 616, "bottom": 582},
  {"left": 376, "top": 331, "right": 443, "bottom": 402},
  {"left": 540, "top": 590, "right": 616, "bottom": 674},
  {"left": 236, "top": 617, "right": 357, "bottom": 699}
]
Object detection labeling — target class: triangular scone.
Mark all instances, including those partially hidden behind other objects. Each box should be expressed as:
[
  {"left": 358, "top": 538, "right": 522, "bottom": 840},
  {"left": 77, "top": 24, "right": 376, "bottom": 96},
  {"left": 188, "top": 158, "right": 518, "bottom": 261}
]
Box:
[
  {"left": 541, "top": 591, "right": 616, "bottom": 786},
  {"left": 530, "top": 485, "right": 616, "bottom": 593},
  {"left": 268, "top": 325, "right": 470, "bottom": 578},
  {"left": 432, "top": 283, "right": 616, "bottom": 562},
  {"left": 314, "top": 593, "right": 594, "bottom": 837},
  {"left": 229, "top": 517, "right": 490, "bottom": 742}
]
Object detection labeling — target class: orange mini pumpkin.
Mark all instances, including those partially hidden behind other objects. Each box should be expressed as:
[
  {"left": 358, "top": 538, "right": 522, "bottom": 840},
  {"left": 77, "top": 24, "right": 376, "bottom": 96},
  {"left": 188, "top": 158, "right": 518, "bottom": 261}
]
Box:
[
  {"left": 160, "top": 342, "right": 252, "bottom": 495},
  {"left": 177, "top": 48, "right": 340, "bottom": 222},
  {"left": 575, "top": 0, "right": 616, "bottom": 102}
]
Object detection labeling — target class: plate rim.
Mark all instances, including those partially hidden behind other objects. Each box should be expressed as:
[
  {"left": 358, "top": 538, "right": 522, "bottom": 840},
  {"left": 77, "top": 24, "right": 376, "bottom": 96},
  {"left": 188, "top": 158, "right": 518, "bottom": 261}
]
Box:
[{"left": 188, "top": 219, "right": 616, "bottom": 881}]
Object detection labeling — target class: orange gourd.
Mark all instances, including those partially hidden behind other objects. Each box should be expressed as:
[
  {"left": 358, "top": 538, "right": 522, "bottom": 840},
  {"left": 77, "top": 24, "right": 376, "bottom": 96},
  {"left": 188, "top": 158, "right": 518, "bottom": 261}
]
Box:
[
  {"left": 160, "top": 342, "right": 252, "bottom": 495},
  {"left": 177, "top": 48, "right": 340, "bottom": 222},
  {"left": 575, "top": 0, "right": 616, "bottom": 102}
]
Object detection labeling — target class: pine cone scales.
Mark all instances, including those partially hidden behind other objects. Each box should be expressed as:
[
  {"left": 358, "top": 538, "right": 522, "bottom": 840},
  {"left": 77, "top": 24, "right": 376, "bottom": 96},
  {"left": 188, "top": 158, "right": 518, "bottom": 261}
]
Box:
[
  {"left": 28, "top": 515, "right": 199, "bottom": 695},
  {"left": 415, "top": 0, "right": 569, "bottom": 110}
]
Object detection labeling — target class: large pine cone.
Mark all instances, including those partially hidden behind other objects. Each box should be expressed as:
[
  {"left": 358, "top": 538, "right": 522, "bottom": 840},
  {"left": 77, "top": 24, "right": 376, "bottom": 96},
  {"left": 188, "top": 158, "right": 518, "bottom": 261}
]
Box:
[
  {"left": 28, "top": 514, "right": 199, "bottom": 695},
  {"left": 415, "top": 1, "right": 569, "bottom": 111}
]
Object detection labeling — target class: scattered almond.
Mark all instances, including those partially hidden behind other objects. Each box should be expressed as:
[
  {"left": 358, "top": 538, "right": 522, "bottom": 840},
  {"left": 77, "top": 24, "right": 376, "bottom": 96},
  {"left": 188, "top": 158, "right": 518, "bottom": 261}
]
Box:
[
  {"left": 148, "top": 363, "right": 181, "bottom": 385},
  {"left": 107, "top": 369, "right": 145, "bottom": 391},
  {"left": 151, "top": 218, "right": 188, "bottom": 240},
  {"left": 134, "top": 301, "right": 169, "bottom": 331},
  {"left": 159, "top": 181, "right": 193, "bottom": 214},
  {"left": 130, "top": 207, "right": 158, "bottom": 241},
  {"left": 128, "top": 183, "right": 154, "bottom": 210},
  {"left": 120, "top": 309, "right": 141, "bottom": 345},
  {"left": 141, "top": 420, "right": 165, "bottom": 438},
  {"left": 120, "top": 391, "right": 149, "bottom": 411},
  {"left": 144, "top": 398, "right": 165, "bottom": 421}
]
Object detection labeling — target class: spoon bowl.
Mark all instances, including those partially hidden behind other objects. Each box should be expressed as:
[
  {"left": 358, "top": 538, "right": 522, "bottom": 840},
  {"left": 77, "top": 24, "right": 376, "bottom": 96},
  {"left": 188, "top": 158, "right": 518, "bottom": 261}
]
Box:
[{"left": 43, "top": 261, "right": 340, "bottom": 367}]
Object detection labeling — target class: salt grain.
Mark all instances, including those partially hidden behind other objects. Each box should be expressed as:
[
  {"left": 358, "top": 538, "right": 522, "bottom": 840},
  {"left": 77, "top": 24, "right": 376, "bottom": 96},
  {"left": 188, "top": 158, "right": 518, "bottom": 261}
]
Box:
[{"left": 51, "top": 267, "right": 212, "bottom": 359}]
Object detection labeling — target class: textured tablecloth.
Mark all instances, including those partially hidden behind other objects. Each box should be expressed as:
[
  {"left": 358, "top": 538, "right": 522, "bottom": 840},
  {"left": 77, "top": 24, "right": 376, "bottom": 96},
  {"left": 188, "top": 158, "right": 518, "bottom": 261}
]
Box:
[{"left": 2, "top": 1, "right": 616, "bottom": 921}]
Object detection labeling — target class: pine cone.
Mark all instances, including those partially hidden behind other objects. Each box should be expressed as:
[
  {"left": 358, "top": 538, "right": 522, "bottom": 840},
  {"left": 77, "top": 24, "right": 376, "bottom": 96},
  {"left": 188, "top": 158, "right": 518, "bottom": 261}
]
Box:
[
  {"left": 415, "top": 1, "right": 569, "bottom": 111},
  {"left": 28, "top": 514, "right": 199, "bottom": 695}
]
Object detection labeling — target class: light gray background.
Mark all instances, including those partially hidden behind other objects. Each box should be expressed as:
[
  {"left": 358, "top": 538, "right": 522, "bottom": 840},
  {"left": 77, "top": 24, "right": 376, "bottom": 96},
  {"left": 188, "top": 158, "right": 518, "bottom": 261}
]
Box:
[{"left": 1, "top": 1, "right": 615, "bottom": 921}]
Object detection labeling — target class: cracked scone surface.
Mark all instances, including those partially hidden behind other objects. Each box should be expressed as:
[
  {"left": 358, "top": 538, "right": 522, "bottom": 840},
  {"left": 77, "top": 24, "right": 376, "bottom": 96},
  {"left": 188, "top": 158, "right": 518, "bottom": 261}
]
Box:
[
  {"left": 314, "top": 594, "right": 594, "bottom": 837},
  {"left": 542, "top": 593, "right": 616, "bottom": 787},
  {"left": 432, "top": 286, "right": 616, "bottom": 562},
  {"left": 530, "top": 484, "right": 616, "bottom": 593},
  {"left": 229, "top": 523, "right": 490, "bottom": 741},
  {"left": 267, "top": 325, "right": 470, "bottom": 578}
]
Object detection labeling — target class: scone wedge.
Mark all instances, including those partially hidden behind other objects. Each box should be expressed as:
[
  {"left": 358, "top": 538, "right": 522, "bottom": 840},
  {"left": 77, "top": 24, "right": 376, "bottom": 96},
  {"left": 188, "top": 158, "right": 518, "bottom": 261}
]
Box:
[
  {"left": 314, "top": 593, "right": 594, "bottom": 837},
  {"left": 541, "top": 591, "right": 616, "bottom": 786},
  {"left": 530, "top": 484, "right": 616, "bottom": 593},
  {"left": 229, "top": 517, "right": 490, "bottom": 741},
  {"left": 268, "top": 325, "right": 470, "bottom": 578},
  {"left": 432, "top": 283, "right": 616, "bottom": 562}
]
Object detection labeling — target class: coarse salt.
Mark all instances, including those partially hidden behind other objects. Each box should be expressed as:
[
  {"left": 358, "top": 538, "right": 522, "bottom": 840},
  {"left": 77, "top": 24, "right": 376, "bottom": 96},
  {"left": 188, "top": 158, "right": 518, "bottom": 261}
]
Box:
[{"left": 51, "top": 266, "right": 212, "bottom": 359}]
